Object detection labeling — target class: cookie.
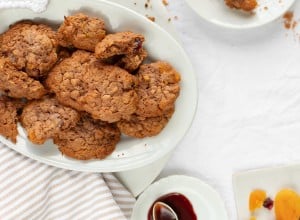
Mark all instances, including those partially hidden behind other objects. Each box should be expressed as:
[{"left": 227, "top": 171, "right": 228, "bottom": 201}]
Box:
[
  {"left": 117, "top": 109, "right": 174, "bottom": 138},
  {"left": 95, "top": 31, "right": 147, "bottom": 71},
  {"left": 135, "top": 61, "right": 181, "bottom": 117},
  {"left": 0, "top": 57, "right": 47, "bottom": 100},
  {"left": 45, "top": 50, "right": 94, "bottom": 111},
  {"left": 0, "top": 96, "right": 24, "bottom": 143},
  {"left": 0, "top": 21, "right": 58, "bottom": 78},
  {"left": 57, "top": 13, "right": 106, "bottom": 51},
  {"left": 46, "top": 50, "right": 138, "bottom": 123},
  {"left": 21, "top": 97, "right": 80, "bottom": 145},
  {"left": 54, "top": 114, "right": 120, "bottom": 160},
  {"left": 225, "top": 0, "right": 257, "bottom": 11}
]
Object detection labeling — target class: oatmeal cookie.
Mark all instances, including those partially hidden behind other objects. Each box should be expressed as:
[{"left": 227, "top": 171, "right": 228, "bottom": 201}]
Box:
[
  {"left": 57, "top": 13, "right": 106, "bottom": 51},
  {"left": 95, "top": 31, "right": 147, "bottom": 71},
  {"left": 54, "top": 115, "right": 120, "bottom": 160},
  {"left": 117, "top": 109, "right": 174, "bottom": 138},
  {"left": 0, "top": 96, "right": 24, "bottom": 143},
  {"left": 0, "top": 58, "right": 47, "bottom": 100},
  {"left": 136, "top": 61, "right": 180, "bottom": 117},
  {"left": 0, "top": 21, "right": 58, "bottom": 78},
  {"left": 225, "top": 0, "right": 257, "bottom": 11},
  {"left": 46, "top": 50, "right": 94, "bottom": 111},
  {"left": 95, "top": 31, "right": 145, "bottom": 55},
  {"left": 46, "top": 50, "right": 138, "bottom": 123},
  {"left": 21, "top": 97, "right": 80, "bottom": 145}
]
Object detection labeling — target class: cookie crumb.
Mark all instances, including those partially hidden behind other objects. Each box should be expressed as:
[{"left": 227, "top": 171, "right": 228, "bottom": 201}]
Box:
[
  {"left": 283, "top": 11, "right": 296, "bottom": 29},
  {"left": 264, "top": 6, "right": 268, "bottom": 11},
  {"left": 162, "top": 0, "right": 168, "bottom": 6},
  {"left": 146, "top": 15, "right": 156, "bottom": 22},
  {"left": 168, "top": 18, "right": 171, "bottom": 22}
]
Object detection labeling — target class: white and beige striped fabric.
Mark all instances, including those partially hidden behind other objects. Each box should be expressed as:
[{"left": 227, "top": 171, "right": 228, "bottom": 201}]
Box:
[{"left": 0, "top": 143, "right": 136, "bottom": 220}]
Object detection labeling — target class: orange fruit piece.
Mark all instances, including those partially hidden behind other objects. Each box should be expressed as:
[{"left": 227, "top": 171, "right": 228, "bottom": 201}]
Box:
[
  {"left": 249, "top": 189, "right": 267, "bottom": 212},
  {"left": 275, "top": 189, "right": 300, "bottom": 220}
]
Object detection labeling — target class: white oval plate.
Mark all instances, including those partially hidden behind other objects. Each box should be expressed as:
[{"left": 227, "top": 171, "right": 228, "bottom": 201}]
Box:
[
  {"left": 0, "top": 0, "right": 197, "bottom": 172},
  {"left": 131, "top": 175, "right": 228, "bottom": 220},
  {"left": 185, "top": 0, "right": 296, "bottom": 29}
]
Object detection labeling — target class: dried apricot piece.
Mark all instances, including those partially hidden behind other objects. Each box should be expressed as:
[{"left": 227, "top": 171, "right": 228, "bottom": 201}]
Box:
[
  {"left": 249, "top": 189, "right": 267, "bottom": 212},
  {"left": 274, "top": 189, "right": 300, "bottom": 220}
]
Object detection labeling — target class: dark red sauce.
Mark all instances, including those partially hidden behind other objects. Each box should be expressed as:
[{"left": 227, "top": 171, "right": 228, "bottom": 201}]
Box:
[{"left": 147, "top": 193, "right": 197, "bottom": 220}]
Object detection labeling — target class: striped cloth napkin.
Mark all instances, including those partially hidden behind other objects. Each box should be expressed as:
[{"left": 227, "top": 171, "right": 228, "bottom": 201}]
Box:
[{"left": 0, "top": 143, "right": 136, "bottom": 220}]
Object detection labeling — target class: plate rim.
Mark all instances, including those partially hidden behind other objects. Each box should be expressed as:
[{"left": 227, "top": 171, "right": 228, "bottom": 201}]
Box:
[
  {"left": 184, "top": 0, "right": 296, "bottom": 29},
  {"left": 131, "top": 175, "right": 229, "bottom": 220},
  {"left": 0, "top": 0, "right": 198, "bottom": 172}
]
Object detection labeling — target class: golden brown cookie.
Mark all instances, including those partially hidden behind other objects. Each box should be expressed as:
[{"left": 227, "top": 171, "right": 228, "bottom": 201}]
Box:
[
  {"left": 0, "top": 21, "right": 58, "bottom": 78},
  {"left": 54, "top": 114, "right": 120, "bottom": 160},
  {"left": 0, "top": 57, "right": 47, "bottom": 100},
  {"left": 117, "top": 109, "right": 174, "bottom": 138},
  {"left": 95, "top": 31, "right": 147, "bottom": 71},
  {"left": 45, "top": 50, "right": 94, "bottom": 111},
  {"left": 0, "top": 96, "right": 24, "bottom": 143},
  {"left": 136, "top": 61, "right": 181, "bottom": 117},
  {"left": 57, "top": 13, "right": 106, "bottom": 51},
  {"left": 46, "top": 50, "right": 138, "bottom": 123},
  {"left": 21, "top": 97, "right": 80, "bottom": 145},
  {"left": 225, "top": 0, "right": 257, "bottom": 11}
]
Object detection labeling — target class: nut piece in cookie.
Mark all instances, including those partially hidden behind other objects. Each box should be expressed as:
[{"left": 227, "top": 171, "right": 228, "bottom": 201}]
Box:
[
  {"left": 0, "top": 96, "right": 24, "bottom": 143},
  {"left": 225, "top": 0, "right": 257, "bottom": 11},
  {"left": 117, "top": 109, "right": 174, "bottom": 138},
  {"left": 46, "top": 50, "right": 138, "bottom": 123},
  {"left": 57, "top": 13, "right": 106, "bottom": 52},
  {"left": 136, "top": 61, "right": 181, "bottom": 117},
  {"left": 0, "top": 21, "right": 58, "bottom": 78},
  {"left": 0, "top": 58, "right": 47, "bottom": 100},
  {"left": 21, "top": 97, "right": 80, "bottom": 145},
  {"left": 95, "top": 31, "right": 147, "bottom": 71},
  {"left": 54, "top": 115, "right": 121, "bottom": 160}
]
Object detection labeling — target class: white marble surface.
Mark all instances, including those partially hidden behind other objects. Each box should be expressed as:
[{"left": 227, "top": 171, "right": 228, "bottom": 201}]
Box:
[{"left": 161, "top": 0, "right": 300, "bottom": 219}]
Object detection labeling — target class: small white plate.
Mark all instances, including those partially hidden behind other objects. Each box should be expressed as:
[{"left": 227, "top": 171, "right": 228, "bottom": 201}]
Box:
[
  {"left": 131, "top": 175, "right": 228, "bottom": 220},
  {"left": 0, "top": 0, "right": 197, "bottom": 172},
  {"left": 233, "top": 164, "right": 300, "bottom": 220},
  {"left": 185, "top": 0, "right": 296, "bottom": 29}
]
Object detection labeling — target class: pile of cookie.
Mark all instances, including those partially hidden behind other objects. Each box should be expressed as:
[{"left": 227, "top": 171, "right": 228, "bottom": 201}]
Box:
[{"left": 0, "top": 13, "right": 181, "bottom": 160}]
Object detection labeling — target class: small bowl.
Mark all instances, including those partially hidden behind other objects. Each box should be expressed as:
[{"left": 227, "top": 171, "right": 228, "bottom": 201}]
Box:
[
  {"left": 184, "top": 0, "right": 296, "bottom": 29},
  {"left": 131, "top": 175, "right": 228, "bottom": 220}
]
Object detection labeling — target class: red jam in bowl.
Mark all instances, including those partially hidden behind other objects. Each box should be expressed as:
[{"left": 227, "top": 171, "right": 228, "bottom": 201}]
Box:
[{"left": 148, "top": 193, "right": 197, "bottom": 220}]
